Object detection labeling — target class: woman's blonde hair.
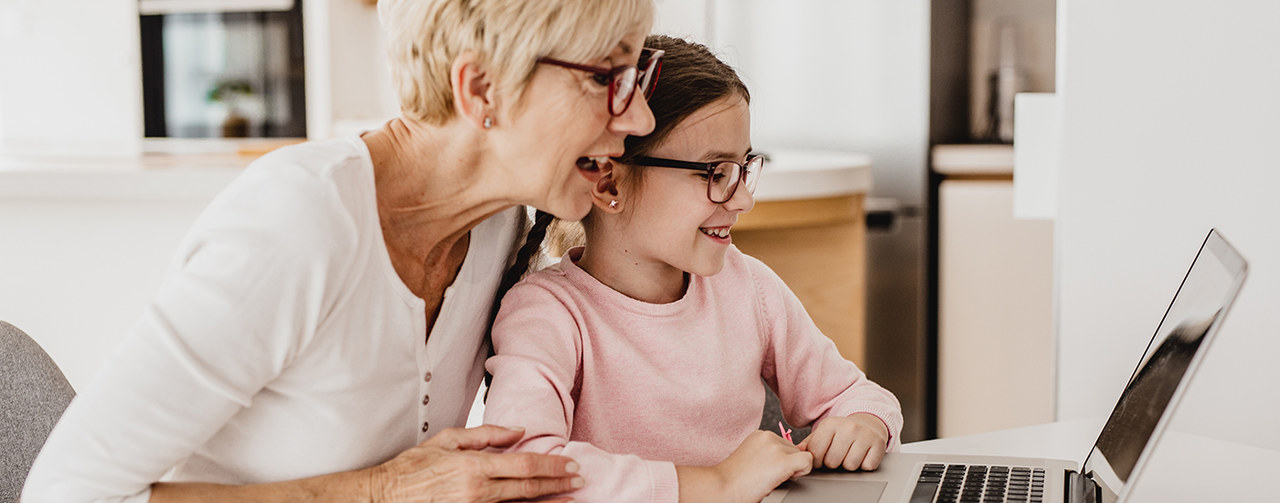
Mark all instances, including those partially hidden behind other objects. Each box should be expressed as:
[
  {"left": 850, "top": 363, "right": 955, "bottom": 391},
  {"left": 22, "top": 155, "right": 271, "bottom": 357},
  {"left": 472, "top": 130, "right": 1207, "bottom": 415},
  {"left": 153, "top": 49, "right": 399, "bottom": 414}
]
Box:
[{"left": 379, "top": 0, "right": 655, "bottom": 124}]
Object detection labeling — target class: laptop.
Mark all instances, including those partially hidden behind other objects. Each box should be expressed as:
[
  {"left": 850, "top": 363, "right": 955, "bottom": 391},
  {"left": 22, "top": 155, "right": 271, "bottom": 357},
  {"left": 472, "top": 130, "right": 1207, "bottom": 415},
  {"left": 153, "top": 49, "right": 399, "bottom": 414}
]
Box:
[{"left": 770, "top": 229, "right": 1248, "bottom": 503}]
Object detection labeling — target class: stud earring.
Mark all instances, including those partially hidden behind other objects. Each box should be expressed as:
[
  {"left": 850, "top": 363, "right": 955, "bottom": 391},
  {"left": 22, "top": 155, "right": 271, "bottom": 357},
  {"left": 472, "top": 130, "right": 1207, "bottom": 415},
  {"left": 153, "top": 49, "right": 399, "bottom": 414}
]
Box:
[
  {"left": 483, "top": 117, "right": 493, "bottom": 129},
  {"left": 609, "top": 200, "right": 619, "bottom": 209}
]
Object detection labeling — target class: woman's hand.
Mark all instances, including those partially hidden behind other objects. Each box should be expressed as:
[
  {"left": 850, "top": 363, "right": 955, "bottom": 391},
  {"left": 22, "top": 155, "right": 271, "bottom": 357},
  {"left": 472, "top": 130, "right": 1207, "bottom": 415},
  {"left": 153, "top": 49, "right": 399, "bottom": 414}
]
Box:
[
  {"left": 796, "top": 413, "right": 890, "bottom": 471},
  {"left": 370, "top": 424, "right": 583, "bottom": 503},
  {"left": 678, "top": 429, "right": 812, "bottom": 503}
]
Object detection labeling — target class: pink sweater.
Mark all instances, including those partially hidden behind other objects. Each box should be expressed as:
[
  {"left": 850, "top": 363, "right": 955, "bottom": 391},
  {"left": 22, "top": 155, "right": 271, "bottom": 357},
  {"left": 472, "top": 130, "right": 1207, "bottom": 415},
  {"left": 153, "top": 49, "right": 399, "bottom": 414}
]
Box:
[{"left": 484, "top": 246, "right": 903, "bottom": 502}]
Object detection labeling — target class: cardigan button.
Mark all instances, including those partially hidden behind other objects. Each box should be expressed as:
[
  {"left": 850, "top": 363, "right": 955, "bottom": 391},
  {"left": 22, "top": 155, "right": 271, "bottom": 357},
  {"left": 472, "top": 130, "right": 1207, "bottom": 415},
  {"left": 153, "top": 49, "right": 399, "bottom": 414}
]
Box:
[
  {"left": 423, "top": 371, "right": 433, "bottom": 382},
  {"left": 421, "top": 421, "right": 429, "bottom": 432},
  {"left": 422, "top": 394, "right": 430, "bottom": 406}
]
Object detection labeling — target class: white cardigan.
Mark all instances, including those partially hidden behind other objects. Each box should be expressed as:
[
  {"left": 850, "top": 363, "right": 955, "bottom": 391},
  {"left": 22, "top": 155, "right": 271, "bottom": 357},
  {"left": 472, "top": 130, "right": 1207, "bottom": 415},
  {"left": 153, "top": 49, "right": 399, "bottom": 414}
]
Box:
[{"left": 23, "top": 137, "right": 523, "bottom": 502}]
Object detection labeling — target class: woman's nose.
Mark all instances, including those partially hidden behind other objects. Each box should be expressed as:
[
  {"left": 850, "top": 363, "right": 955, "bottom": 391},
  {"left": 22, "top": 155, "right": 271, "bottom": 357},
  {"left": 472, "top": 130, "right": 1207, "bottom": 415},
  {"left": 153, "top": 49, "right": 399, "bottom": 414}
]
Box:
[{"left": 610, "top": 89, "right": 656, "bottom": 136}]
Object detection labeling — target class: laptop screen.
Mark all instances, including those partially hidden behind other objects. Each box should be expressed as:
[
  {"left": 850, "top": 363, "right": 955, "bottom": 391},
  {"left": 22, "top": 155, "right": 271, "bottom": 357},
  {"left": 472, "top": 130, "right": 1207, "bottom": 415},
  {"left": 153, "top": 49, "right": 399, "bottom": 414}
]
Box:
[{"left": 1081, "top": 230, "right": 1248, "bottom": 502}]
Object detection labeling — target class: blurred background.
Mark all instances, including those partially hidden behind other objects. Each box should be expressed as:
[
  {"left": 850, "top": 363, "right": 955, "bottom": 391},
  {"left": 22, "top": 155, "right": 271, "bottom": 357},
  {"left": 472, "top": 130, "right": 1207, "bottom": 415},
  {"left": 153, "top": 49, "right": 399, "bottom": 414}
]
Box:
[{"left": 2, "top": 0, "right": 1277, "bottom": 451}]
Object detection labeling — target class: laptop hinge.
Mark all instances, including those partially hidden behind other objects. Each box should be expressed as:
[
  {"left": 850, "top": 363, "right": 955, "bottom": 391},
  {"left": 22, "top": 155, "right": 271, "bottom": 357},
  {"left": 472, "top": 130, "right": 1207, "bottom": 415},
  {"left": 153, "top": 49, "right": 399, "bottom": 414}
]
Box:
[{"left": 1064, "top": 469, "right": 1102, "bottom": 503}]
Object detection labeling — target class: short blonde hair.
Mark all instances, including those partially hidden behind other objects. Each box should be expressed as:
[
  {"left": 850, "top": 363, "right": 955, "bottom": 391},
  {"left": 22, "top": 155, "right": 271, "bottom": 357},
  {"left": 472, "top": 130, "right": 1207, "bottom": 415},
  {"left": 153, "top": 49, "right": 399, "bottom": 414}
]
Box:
[{"left": 380, "top": 0, "right": 655, "bottom": 124}]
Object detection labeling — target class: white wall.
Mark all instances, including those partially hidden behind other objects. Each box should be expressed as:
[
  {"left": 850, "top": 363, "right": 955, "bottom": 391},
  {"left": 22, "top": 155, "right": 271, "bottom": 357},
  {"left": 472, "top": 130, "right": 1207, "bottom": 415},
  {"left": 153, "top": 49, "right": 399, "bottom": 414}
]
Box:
[
  {"left": 0, "top": 0, "right": 142, "bottom": 155},
  {"left": 708, "top": 0, "right": 930, "bottom": 205},
  {"left": 1055, "top": 0, "right": 1280, "bottom": 450},
  {"left": 0, "top": 197, "right": 215, "bottom": 390},
  {"left": 303, "top": 0, "right": 398, "bottom": 139}
]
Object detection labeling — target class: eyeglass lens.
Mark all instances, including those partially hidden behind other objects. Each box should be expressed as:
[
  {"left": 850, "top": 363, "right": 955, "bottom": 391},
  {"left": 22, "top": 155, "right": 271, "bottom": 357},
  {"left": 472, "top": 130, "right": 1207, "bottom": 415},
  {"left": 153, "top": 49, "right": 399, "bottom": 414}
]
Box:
[
  {"left": 609, "top": 52, "right": 661, "bottom": 116},
  {"left": 708, "top": 156, "right": 763, "bottom": 203},
  {"left": 610, "top": 67, "right": 638, "bottom": 115}
]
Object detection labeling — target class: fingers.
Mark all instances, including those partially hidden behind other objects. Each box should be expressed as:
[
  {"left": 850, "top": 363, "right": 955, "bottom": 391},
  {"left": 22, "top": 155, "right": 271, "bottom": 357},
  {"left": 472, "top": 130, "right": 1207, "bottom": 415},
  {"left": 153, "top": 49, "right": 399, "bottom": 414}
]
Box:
[
  {"left": 482, "top": 451, "right": 582, "bottom": 480},
  {"left": 860, "top": 442, "right": 886, "bottom": 471},
  {"left": 818, "top": 427, "right": 851, "bottom": 469},
  {"left": 803, "top": 427, "right": 833, "bottom": 469},
  {"left": 839, "top": 438, "right": 873, "bottom": 471},
  {"left": 788, "top": 451, "right": 815, "bottom": 480},
  {"left": 485, "top": 474, "right": 585, "bottom": 502},
  {"left": 433, "top": 424, "right": 527, "bottom": 450}
]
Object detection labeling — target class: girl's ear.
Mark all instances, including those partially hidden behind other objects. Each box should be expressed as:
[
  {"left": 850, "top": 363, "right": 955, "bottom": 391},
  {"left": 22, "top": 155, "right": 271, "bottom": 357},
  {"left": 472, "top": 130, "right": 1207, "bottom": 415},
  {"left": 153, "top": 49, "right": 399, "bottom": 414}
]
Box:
[
  {"left": 451, "top": 52, "right": 496, "bottom": 130},
  {"left": 591, "top": 166, "right": 625, "bottom": 214}
]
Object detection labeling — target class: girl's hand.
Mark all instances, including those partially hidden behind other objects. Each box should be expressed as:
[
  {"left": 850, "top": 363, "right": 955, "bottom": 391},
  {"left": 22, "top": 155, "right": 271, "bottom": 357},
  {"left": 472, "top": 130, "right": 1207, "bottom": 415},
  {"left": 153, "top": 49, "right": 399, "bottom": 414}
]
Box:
[
  {"left": 370, "top": 424, "right": 583, "bottom": 503},
  {"left": 796, "top": 413, "right": 890, "bottom": 471},
  {"left": 694, "top": 430, "right": 813, "bottom": 503}
]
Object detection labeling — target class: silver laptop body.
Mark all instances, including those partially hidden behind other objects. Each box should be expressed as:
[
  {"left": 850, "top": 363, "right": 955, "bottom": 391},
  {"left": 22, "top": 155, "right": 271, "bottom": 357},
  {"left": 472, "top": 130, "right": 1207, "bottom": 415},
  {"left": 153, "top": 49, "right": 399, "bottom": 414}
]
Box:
[{"left": 769, "top": 229, "right": 1248, "bottom": 503}]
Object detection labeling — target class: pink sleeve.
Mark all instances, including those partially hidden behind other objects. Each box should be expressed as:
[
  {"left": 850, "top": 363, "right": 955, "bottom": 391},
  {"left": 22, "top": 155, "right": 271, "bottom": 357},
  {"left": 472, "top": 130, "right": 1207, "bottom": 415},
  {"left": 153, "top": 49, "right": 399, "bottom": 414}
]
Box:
[
  {"left": 483, "top": 281, "right": 680, "bottom": 503},
  {"left": 750, "top": 258, "right": 905, "bottom": 450}
]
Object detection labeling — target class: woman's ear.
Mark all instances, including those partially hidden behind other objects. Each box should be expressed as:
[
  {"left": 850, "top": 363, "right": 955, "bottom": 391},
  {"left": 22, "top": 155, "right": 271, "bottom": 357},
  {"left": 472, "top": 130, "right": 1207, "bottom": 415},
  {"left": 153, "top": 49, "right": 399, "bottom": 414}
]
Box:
[
  {"left": 451, "top": 52, "right": 496, "bottom": 130},
  {"left": 591, "top": 167, "right": 625, "bottom": 214}
]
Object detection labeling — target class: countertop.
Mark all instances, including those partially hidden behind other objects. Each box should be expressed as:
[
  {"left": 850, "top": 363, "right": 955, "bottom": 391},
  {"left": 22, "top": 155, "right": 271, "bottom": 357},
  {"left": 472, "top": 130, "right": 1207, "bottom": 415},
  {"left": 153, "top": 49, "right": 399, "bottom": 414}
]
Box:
[
  {"left": 754, "top": 149, "right": 873, "bottom": 202},
  {"left": 0, "top": 139, "right": 287, "bottom": 202},
  {"left": 0, "top": 141, "right": 873, "bottom": 202},
  {"left": 931, "top": 143, "right": 1014, "bottom": 176}
]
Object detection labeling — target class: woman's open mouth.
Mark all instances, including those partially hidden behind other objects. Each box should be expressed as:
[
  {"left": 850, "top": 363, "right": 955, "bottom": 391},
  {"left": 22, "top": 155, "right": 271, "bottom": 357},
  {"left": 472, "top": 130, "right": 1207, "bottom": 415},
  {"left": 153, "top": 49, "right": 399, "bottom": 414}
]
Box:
[{"left": 576, "top": 156, "right": 610, "bottom": 181}]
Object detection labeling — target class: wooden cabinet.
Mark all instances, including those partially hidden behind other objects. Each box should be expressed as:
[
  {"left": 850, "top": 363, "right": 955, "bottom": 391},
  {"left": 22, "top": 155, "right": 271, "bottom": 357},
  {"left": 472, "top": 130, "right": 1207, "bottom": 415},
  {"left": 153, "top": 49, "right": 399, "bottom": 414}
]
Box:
[{"left": 733, "top": 194, "right": 867, "bottom": 366}]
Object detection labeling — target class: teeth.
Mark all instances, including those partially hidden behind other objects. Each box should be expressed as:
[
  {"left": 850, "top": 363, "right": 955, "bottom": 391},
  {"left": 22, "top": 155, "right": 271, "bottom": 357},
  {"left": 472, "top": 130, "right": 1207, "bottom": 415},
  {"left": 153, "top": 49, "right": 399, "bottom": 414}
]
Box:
[
  {"left": 700, "top": 227, "right": 730, "bottom": 239},
  {"left": 578, "top": 156, "right": 612, "bottom": 171}
]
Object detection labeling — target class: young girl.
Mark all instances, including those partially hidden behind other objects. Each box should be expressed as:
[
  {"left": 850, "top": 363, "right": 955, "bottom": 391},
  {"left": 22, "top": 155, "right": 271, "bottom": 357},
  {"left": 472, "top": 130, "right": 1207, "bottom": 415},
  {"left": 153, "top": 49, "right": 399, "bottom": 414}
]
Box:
[{"left": 483, "top": 35, "right": 903, "bottom": 503}]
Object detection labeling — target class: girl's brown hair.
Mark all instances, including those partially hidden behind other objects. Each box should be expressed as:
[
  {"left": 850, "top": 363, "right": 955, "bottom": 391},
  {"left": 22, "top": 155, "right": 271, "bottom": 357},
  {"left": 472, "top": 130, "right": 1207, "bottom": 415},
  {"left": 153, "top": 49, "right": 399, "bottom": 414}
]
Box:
[
  {"left": 616, "top": 34, "right": 750, "bottom": 164},
  {"left": 486, "top": 37, "right": 750, "bottom": 389}
]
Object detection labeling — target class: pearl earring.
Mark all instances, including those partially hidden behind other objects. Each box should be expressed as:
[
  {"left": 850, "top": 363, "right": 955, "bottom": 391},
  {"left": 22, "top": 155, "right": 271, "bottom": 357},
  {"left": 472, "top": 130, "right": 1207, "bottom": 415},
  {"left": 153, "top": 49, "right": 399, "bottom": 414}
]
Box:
[
  {"left": 609, "top": 200, "right": 618, "bottom": 209},
  {"left": 483, "top": 117, "right": 493, "bottom": 129}
]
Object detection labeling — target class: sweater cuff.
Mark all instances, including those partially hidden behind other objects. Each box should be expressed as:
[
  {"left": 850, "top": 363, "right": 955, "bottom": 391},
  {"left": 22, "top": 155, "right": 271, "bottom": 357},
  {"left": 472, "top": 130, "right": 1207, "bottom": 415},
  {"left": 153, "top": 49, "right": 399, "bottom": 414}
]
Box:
[
  {"left": 647, "top": 460, "right": 680, "bottom": 503},
  {"left": 850, "top": 411, "right": 898, "bottom": 451}
]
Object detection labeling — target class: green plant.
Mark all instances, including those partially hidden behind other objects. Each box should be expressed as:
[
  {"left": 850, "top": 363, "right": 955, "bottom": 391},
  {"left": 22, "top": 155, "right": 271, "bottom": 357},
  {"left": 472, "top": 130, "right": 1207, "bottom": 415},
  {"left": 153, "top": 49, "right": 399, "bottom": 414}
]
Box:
[{"left": 207, "top": 79, "right": 255, "bottom": 103}]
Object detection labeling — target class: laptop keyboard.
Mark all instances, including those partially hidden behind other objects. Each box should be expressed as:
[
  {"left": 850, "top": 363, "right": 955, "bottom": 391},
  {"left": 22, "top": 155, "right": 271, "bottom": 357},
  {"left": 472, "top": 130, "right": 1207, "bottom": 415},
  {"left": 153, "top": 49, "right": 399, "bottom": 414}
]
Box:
[{"left": 910, "top": 463, "right": 1046, "bottom": 503}]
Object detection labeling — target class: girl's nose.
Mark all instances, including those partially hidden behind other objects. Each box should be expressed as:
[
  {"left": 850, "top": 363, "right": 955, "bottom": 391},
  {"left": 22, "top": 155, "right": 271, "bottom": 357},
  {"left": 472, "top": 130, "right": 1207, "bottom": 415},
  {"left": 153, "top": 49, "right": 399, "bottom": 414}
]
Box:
[{"left": 724, "top": 182, "right": 755, "bottom": 213}]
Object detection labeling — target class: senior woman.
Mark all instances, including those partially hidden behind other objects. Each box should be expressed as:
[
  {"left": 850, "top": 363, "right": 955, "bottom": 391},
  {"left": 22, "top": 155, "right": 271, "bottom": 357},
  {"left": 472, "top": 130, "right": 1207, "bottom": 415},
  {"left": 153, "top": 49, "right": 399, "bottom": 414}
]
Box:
[{"left": 23, "top": 1, "right": 658, "bottom": 502}]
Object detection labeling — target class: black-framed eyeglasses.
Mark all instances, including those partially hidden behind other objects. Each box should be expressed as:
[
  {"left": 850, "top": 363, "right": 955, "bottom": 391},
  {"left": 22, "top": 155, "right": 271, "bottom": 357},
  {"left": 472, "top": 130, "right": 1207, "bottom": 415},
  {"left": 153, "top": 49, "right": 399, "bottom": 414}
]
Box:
[
  {"left": 626, "top": 154, "right": 765, "bottom": 203},
  {"left": 537, "top": 48, "right": 664, "bottom": 117}
]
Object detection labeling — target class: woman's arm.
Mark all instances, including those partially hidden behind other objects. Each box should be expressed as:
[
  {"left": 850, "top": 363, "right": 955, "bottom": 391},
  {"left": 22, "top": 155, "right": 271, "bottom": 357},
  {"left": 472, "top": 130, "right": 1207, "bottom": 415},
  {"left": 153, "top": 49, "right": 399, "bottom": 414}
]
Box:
[{"left": 149, "top": 426, "right": 581, "bottom": 503}]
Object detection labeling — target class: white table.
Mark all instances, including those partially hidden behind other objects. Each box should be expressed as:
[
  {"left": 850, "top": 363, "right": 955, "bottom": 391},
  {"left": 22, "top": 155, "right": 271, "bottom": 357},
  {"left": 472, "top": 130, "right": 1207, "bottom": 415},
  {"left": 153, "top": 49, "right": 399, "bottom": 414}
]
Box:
[{"left": 768, "top": 418, "right": 1280, "bottom": 502}]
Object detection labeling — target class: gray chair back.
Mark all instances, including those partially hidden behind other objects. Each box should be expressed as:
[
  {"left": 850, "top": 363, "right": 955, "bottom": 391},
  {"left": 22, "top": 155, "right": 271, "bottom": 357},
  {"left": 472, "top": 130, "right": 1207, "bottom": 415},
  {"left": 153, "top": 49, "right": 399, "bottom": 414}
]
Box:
[{"left": 1, "top": 321, "right": 75, "bottom": 503}]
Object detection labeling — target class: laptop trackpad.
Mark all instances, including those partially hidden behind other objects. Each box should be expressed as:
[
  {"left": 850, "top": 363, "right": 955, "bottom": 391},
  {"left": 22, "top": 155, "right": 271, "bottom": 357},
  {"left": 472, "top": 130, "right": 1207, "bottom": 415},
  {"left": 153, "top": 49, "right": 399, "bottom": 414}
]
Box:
[{"left": 779, "top": 478, "right": 887, "bottom": 502}]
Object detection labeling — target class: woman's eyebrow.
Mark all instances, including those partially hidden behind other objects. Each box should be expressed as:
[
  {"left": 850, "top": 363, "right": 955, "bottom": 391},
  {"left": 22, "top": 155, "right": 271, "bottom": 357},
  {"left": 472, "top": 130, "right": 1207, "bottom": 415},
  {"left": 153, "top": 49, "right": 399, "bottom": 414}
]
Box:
[{"left": 618, "top": 41, "right": 635, "bottom": 55}]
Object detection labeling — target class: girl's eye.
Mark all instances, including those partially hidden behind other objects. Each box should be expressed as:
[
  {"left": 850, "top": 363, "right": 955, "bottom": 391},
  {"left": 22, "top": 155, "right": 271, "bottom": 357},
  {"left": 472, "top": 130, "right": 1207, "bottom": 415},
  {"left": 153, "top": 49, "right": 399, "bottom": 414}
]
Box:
[
  {"left": 697, "top": 172, "right": 725, "bottom": 183},
  {"left": 591, "top": 73, "right": 611, "bottom": 87}
]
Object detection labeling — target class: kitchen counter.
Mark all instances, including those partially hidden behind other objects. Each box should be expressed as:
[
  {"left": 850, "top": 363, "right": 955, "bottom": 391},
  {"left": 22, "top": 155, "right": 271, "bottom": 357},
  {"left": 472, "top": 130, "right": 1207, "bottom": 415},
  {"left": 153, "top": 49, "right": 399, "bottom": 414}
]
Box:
[
  {"left": 754, "top": 149, "right": 872, "bottom": 202},
  {"left": 0, "top": 139, "right": 299, "bottom": 201},
  {"left": 0, "top": 143, "right": 874, "bottom": 202}
]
